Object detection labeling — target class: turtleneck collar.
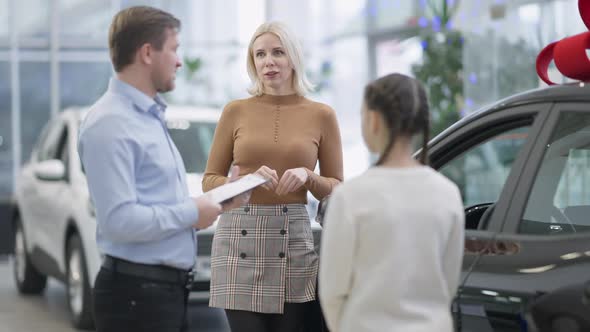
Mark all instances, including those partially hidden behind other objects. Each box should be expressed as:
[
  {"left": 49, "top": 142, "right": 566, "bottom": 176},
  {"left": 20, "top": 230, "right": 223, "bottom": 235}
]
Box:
[{"left": 254, "top": 93, "right": 304, "bottom": 105}]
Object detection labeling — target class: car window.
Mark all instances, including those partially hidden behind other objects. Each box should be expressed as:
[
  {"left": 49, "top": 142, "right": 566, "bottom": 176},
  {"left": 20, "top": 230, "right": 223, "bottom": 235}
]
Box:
[
  {"left": 167, "top": 120, "right": 216, "bottom": 174},
  {"left": 56, "top": 126, "right": 69, "bottom": 181},
  {"left": 34, "top": 120, "right": 54, "bottom": 161},
  {"left": 519, "top": 112, "right": 590, "bottom": 235},
  {"left": 37, "top": 120, "right": 65, "bottom": 162},
  {"left": 439, "top": 126, "right": 530, "bottom": 208}
]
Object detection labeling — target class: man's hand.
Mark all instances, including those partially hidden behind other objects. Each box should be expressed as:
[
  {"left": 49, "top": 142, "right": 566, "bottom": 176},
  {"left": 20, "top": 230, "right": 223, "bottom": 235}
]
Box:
[
  {"left": 254, "top": 165, "right": 279, "bottom": 191},
  {"left": 221, "top": 165, "right": 251, "bottom": 211},
  {"left": 192, "top": 196, "right": 222, "bottom": 230},
  {"left": 276, "top": 167, "right": 308, "bottom": 196}
]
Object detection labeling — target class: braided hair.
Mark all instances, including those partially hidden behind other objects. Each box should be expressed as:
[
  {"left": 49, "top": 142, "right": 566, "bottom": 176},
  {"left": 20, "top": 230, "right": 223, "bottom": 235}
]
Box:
[{"left": 363, "top": 73, "right": 430, "bottom": 166}]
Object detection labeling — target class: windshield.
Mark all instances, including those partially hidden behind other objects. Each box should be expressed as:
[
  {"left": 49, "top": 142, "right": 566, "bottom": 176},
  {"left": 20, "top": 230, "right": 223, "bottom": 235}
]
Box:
[{"left": 167, "top": 119, "right": 217, "bottom": 174}]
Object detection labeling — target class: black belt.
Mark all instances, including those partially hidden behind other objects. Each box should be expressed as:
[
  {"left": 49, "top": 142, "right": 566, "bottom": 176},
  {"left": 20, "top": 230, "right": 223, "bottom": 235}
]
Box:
[{"left": 102, "top": 255, "right": 193, "bottom": 288}]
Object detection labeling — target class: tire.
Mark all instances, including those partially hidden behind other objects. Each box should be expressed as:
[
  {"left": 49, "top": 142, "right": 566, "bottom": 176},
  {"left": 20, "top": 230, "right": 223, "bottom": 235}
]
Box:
[
  {"left": 13, "top": 218, "right": 47, "bottom": 294},
  {"left": 66, "top": 234, "right": 94, "bottom": 330}
]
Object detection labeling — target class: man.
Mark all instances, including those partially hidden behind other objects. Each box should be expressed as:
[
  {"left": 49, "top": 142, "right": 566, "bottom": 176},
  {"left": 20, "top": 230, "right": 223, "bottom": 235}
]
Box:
[{"left": 78, "top": 6, "right": 246, "bottom": 332}]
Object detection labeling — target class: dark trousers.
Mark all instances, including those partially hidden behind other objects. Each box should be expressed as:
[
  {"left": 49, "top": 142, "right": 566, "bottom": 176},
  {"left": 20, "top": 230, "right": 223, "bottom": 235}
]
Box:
[
  {"left": 225, "top": 302, "right": 309, "bottom": 332},
  {"left": 93, "top": 267, "right": 189, "bottom": 332},
  {"left": 304, "top": 277, "right": 329, "bottom": 332},
  {"left": 305, "top": 301, "right": 329, "bottom": 332}
]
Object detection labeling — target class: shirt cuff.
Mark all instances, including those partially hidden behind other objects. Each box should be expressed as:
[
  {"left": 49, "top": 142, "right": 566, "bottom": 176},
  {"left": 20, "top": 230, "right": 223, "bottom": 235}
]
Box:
[{"left": 179, "top": 198, "right": 199, "bottom": 228}]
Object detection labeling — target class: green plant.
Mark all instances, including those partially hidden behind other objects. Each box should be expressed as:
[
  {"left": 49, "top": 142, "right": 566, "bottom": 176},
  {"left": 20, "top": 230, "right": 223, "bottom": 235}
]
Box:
[
  {"left": 308, "top": 60, "right": 333, "bottom": 93},
  {"left": 184, "top": 56, "right": 203, "bottom": 82},
  {"left": 412, "top": 0, "right": 463, "bottom": 137}
]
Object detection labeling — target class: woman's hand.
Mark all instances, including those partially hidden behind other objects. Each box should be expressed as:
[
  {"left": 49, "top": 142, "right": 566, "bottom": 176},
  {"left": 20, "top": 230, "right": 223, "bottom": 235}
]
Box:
[
  {"left": 254, "top": 165, "right": 279, "bottom": 191},
  {"left": 275, "top": 167, "right": 308, "bottom": 196}
]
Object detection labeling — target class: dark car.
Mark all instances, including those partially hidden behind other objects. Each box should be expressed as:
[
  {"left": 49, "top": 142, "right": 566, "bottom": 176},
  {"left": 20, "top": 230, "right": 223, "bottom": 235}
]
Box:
[{"left": 421, "top": 82, "right": 590, "bottom": 331}]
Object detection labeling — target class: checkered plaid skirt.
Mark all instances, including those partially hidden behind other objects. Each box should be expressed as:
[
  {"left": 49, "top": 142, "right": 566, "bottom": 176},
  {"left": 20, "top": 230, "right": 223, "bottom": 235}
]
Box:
[{"left": 209, "top": 204, "right": 318, "bottom": 314}]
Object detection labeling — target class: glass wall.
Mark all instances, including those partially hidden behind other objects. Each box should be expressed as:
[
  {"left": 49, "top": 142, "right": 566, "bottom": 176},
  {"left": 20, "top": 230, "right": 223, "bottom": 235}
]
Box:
[
  {"left": 269, "top": 0, "right": 373, "bottom": 177},
  {"left": 460, "top": 0, "right": 587, "bottom": 112},
  {"left": 0, "top": 0, "right": 8, "bottom": 44},
  {"left": 0, "top": 62, "right": 11, "bottom": 198},
  {"left": 169, "top": 0, "right": 262, "bottom": 106},
  {"left": 59, "top": 0, "right": 112, "bottom": 45},
  {"left": 60, "top": 62, "right": 112, "bottom": 109},
  {"left": 0, "top": 0, "right": 10, "bottom": 198},
  {"left": 355, "top": 0, "right": 588, "bottom": 136},
  {"left": 20, "top": 62, "right": 50, "bottom": 162},
  {"left": 16, "top": 0, "right": 50, "bottom": 40},
  {"left": 0, "top": 0, "right": 586, "bottom": 198}
]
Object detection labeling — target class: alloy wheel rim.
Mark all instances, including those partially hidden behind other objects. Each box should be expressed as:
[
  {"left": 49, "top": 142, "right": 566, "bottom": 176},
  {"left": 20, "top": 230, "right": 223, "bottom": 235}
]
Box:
[{"left": 68, "top": 250, "right": 83, "bottom": 317}]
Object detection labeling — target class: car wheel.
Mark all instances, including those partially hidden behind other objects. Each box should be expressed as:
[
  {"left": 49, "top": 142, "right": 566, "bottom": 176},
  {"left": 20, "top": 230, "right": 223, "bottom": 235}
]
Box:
[
  {"left": 13, "top": 218, "right": 47, "bottom": 294},
  {"left": 66, "top": 234, "right": 94, "bottom": 330}
]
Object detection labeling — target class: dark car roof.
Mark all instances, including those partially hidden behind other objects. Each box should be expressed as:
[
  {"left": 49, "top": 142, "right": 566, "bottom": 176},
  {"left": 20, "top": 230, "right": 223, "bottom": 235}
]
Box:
[
  {"left": 430, "top": 83, "right": 590, "bottom": 146},
  {"left": 499, "top": 82, "right": 590, "bottom": 105}
]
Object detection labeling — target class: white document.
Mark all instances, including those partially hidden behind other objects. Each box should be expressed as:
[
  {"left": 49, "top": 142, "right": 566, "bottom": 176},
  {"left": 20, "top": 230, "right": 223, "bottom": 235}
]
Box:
[{"left": 205, "top": 174, "right": 269, "bottom": 204}]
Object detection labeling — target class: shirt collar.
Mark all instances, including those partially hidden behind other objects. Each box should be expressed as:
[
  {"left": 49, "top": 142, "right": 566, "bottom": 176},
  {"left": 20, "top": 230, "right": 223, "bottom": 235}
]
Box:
[{"left": 108, "top": 78, "right": 168, "bottom": 118}]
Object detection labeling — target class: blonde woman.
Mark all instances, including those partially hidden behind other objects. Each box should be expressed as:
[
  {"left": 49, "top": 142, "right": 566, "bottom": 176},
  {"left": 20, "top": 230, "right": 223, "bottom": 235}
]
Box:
[{"left": 202, "top": 22, "right": 343, "bottom": 332}]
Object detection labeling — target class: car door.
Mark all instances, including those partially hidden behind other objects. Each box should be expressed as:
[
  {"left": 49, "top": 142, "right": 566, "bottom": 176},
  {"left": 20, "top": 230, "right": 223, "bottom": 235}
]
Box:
[
  {"left": 478, "top": 103, "right": 590, "bottom": 331},
  {"left": 36, "top": 121, "right": 74, "bottom": 269},
  {"left": 429, "top": 102, "right": 553, "bottom": 332},
  {"left": 18, "top": 119, "right": 61, "bottom": 252},
  {"left": 26, "top": 119, "right": 70, "bottom": 264}
]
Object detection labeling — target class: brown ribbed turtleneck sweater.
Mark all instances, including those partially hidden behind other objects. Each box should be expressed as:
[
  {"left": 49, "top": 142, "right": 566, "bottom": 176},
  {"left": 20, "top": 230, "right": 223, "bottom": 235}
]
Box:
[{"left": 202, "top": 94, "right": 343, "bottom": 204}]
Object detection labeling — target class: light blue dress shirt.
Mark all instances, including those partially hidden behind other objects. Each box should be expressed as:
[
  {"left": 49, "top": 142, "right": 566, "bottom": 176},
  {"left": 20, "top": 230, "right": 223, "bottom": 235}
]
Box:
[{"left": 78, "top": 78, "right": 199, "bottom": 270}]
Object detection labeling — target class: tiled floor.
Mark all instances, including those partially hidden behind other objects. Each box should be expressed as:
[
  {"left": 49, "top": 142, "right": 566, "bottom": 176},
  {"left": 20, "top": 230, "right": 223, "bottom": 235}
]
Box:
[{"left": 0, "top": 257, "right": 229, "bottom": 332}]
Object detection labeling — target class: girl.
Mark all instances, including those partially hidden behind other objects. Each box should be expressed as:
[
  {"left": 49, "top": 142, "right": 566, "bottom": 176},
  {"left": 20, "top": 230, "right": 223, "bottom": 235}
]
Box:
[{"left": 319, "top": 73, "right": 464, "bottom": 332}]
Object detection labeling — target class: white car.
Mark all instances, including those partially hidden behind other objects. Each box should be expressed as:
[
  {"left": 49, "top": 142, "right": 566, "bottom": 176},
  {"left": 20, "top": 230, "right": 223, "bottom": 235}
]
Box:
[{"left": 11, "top": 105, "right": 221, "bottom": 329}]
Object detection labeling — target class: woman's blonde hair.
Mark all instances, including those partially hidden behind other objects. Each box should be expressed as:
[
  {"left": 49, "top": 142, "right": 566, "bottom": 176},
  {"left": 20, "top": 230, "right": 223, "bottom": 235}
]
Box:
[{"left": 246, "top": 21, "right": 314, "bottom": 96}]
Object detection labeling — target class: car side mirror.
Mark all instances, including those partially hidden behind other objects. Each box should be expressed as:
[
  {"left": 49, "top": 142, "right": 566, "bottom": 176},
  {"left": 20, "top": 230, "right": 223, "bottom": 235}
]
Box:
[{"left": 34, "top": 159, "right": 65, "bottom": 181}]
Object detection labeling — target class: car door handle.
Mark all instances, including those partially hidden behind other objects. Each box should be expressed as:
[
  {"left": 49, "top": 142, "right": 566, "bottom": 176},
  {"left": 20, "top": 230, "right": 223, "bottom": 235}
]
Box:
[
  {"left": 465, "top": 239, "right": 520, "bottom": 255},
  {"left": 549, "top": 225, "right": 563, "bottom": 233}
]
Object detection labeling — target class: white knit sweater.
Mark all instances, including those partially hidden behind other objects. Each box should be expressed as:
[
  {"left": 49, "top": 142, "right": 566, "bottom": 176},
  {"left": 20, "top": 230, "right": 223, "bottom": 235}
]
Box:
[{"left": 319, "top": 166, "right": 465, "bottom": 332}]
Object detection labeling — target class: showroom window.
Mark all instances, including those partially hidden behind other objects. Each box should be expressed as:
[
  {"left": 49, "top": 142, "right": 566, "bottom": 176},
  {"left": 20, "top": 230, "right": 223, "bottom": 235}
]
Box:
[
  {"left": 0, "top": 61, "right": 11, "bottom": 199},
  {"left": 20, "top": 62, "right": 50, "bottom": 162}
]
